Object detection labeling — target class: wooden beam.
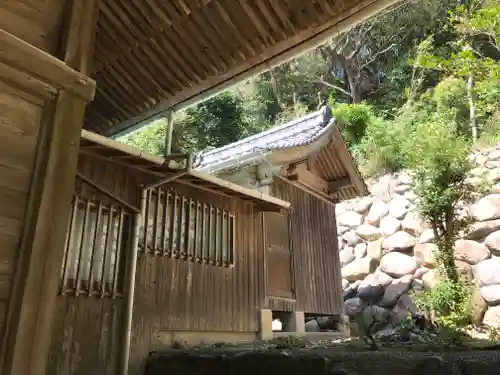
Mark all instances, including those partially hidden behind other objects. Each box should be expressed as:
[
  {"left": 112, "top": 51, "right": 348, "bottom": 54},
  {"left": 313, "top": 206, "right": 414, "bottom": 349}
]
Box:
[
  {"left": 328, "top": 177, "right": 352, "bottom": 191},
  {"left": 287, "top": 163, "right": 329, "bottom": 195},
  {"left": 0, "top": 29, "right": 95, "bottom": 101}
]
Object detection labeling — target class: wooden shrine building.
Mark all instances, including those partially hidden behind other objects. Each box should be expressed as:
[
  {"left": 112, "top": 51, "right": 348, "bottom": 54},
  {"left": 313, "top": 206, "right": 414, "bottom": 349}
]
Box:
[{"left": 0, "top": 0, "right": 396, "bottom": 374}]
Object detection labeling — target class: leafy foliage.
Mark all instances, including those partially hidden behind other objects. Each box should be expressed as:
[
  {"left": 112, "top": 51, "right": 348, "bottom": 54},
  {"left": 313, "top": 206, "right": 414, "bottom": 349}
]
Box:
[{"left": 412, "top": 279, "right": 472, "bottom": 343}]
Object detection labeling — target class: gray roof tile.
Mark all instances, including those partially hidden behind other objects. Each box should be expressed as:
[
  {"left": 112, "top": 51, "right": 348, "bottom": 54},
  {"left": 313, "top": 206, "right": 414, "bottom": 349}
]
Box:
[{"left": 194, "top": 106, "right": 336, "bottom": 173}]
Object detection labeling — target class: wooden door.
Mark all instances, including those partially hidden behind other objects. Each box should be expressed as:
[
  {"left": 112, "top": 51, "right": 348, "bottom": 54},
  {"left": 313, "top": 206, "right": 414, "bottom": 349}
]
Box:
[{"left": 264, "top": 211, "right": 294, "bottom": 299}]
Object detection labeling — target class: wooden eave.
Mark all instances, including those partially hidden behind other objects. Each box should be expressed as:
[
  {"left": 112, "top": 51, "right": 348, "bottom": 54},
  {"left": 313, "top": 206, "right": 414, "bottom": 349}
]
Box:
[
  {"left": 79, "top": 130, "right": 291, "bottom": 212},
  {"left": 281, "top": 127, "right": 368, "bottom": 202},
  {"left": 84, "top": 0, "right": 397, "bottom": 136}
]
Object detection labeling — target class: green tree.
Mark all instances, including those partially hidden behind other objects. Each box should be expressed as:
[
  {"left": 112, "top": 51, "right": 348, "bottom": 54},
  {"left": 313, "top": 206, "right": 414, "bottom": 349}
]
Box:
[{"left": 403, "top": 119, "right": 476, "bottom": 283}]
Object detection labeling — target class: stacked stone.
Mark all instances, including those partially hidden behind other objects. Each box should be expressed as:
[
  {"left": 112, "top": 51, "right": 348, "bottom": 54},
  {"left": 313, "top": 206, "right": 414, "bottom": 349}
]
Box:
[{"left": 337, "top": 143, "right": 500, "bottom": 328}]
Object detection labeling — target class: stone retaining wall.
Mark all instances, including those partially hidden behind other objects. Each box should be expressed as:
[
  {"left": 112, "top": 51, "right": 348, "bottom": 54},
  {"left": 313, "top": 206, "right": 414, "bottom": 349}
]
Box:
[{"left": 337, "top": 144, "right": 500, "bottom": 328}]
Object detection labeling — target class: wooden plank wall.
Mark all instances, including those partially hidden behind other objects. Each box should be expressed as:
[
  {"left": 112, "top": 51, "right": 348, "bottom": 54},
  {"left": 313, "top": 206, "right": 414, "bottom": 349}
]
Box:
[
  {"left": 49, "top": 154, "right": 266, "bottom": 374},
  {"left": 130, "top": 183, "right": 266, "bottom": 370},
  {"left": 272, "top": 178, "right": 343, "bottom": 315},
  {"left": 0, "top": 0, "right": 67, "bottom": 53},
  {"left": 46, "top": 154, "right": 134, "bottom": 375},
  {"left": 0, "top": 64, "right": 43, "bottom": 354}
]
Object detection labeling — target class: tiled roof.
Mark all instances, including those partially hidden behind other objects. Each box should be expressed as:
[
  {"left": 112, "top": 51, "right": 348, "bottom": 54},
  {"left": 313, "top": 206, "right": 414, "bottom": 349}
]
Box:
[{"left": 194, "top": 106, "right": 336, "bottom": 173}]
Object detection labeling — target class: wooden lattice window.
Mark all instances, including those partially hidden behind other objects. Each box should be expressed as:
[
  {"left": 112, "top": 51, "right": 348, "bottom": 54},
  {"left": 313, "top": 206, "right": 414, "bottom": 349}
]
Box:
[
  {"left": 60, "top": 196, "right": 131, "bottom": 297},
  {"left": 140, "top": 188, "right": 235, "bottom": 267}
]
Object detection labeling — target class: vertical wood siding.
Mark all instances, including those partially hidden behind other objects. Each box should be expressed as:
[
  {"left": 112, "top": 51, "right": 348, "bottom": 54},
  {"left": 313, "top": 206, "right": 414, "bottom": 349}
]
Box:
[
  {"left": 48, "top": 154, "right": 267, "bottom": 375},
  {"left": 46, "top": 155, "right": 135, "bottom": 375},
  {"left": 0, "top": 72, "right": 42, "bottom": 356},
  {"left": 0, "top": 0, "right": 67, "bottom": 53},
  {"left": 130, "top": 184, "right": 266, "bottom": 370},
  {"left": 272, "top": 178, "right": 343, "bottom": 315}
]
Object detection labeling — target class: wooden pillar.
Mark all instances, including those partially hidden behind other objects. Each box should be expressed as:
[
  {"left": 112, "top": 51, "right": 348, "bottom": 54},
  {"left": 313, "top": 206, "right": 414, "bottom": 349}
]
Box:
[{"left": 0, "top": 1, "right": 99, "bottom": 375}]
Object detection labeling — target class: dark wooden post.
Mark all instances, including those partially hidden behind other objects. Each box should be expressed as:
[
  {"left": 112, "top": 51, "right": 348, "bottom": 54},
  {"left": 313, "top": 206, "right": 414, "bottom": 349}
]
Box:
[{"left": 0, "top": 1, "right": 100, "bottom": 374}]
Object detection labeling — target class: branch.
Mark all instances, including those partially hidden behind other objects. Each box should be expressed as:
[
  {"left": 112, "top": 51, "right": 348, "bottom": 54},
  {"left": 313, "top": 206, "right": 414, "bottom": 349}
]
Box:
[
  {"left": 316, "top": 79, "right": 353, "bottom": 98},
  {"left": 359, "top": 43, "right": 396, "bottom": 70}
]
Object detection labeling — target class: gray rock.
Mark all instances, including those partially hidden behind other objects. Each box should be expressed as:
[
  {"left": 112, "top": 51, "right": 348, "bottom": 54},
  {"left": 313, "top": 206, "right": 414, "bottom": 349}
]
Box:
[
  {"left": 488, "top": 168, "right": 500, "bottom": 183},
  {"left": 471, "top": 194, "right": 500, "bottom": 221},
  {"left": 454, "top": 239, "right": 490, "bottom": 265},
  {"left": 394, "top": 184, "right": 411, "bottom": 193},
  {"left": 351, "top": 280, "right": 362, "bottom": 290},
  {"left": 343, "top": 230, "right": 362, "bottom": 246},
  {"left": 343, "top": 286, "right": 357, "bottom": 301},
  {"left": 341, "top": 258, "right": 377, "bottom": 282},
  {"left": 365, "top": 200, "right": 389, "bottom": 226},
  {"left": 358, "top": 273, "right": 391, "bottom": 304},
  {"left": 338, "top": 237, "right": 345, "bottom": 251},
  {"left": 471, "top": 286, "right": 488, "bottom": 326},
  {"left": 357, "top": 283, "right": 385, "bottom": 304},
  {"left": 337, "top": 225, "right": 349, "bottom": 235},
  {"left": 379, "top": 252, "right": 418, "bottom": 278},
  {"left": 413, "top": 279, "right": 425, "bottom": 292},
  {"left": 414, "top": 267, "right": 429, "bottom": 279},
  {"left": 402, "top": 211, "right": 426, "bottom": 236},
  {"left": 305, "top": 319, "right": 320, "bottom": 332},
  {"left": 485, "top": 230, "right": 500, "bottom": 256},
  {"left": 465, "top": 219, "right": 500, "bottom": 240},
  {"left": 356, "top": 224, "right": 381, "bottom": 241},
  {"left": 488, "top": 149, "right": 500, "bottom": 161},
  {"left": 344, "top": 297, "right": 366, "bottom": 316},
  {"left": 398, "top": 172, "right": 413, "bottom": 185},
  {"left": 481, "top": 285, "right": 500, "bottom": 305},
  {"left": 354, "top": 243, "right": 367, "bottom": 258},
  {"left": 382, "top": 231, "right": 416, "bottom": 253},
  {"left": 380, "top": 275, "right": 413, "bottom": 308},
  {"left": 470, "top": 166, "right": 488, "bottom": 177},
  {"left": 418, "top": 229, "right": 435, "bottom": 244},
  {"left": 483, "top": 305, "right": 500, "bottom": 328},
  {"left": 389, "top": 195, "right": 410, "bottom": 219},
  {"left": 389, "top": 293, "right": 420, "bottom": 326},
  {"left": 339, "top": 247, "right": 355, "bottom": 267},
  {"left": 476, "top": 153, "right": 488, "bottom": 165},
  {"left": 475, "top": 258, "right": 500, "bottom": 286},
  {"left": 414, "top": 243, "right": 437, "bottom": 268},
  {"left": 337, "top": 211, "right": 363, "bottom": 228},
  {"left": 404, "top": 190, "right": 417, "bottom": 201},
  {"left": 366, "top": 239, "right": 384, "bottom": 261},
  {"left": 456, "top": 260, "right": 474, "bottom": 283},
  {"left": 491, "top": 183, "right": 500, "bottom": 194},
  {"left": 353, "top": 196, "right": 374, "bottom": 213},
  {"left": 379, "top": 216, "right": 401, "bottom": 236},
  {"left": 422, "top": 269, "right": 439, "bottom": 289},
  {"left": 372, "top": 271, "right": 394, "bottom": 286}
]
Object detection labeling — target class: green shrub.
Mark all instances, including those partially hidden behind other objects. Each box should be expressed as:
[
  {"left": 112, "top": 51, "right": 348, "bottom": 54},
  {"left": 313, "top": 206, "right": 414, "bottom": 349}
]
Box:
[
  {"left": 331, "top": 102, "right": 374, "bottom": 148},
  {"left": 476, "top": 110, "right": 500, "bottom": 147},
  {"left": 412, "top": 279, "right": 471, "bottom": 344}
]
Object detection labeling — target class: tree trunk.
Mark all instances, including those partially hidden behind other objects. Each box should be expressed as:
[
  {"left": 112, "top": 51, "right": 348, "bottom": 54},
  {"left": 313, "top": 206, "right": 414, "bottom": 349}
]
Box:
[
  {"left": 342, "top": 57, "right": 362, "bottom": 103},
  {"left": 467, "top": 74, "right": 478, "bottom": 142},
  {"left": 269, "top": 69, "right": 282, "bottom": 109}
]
